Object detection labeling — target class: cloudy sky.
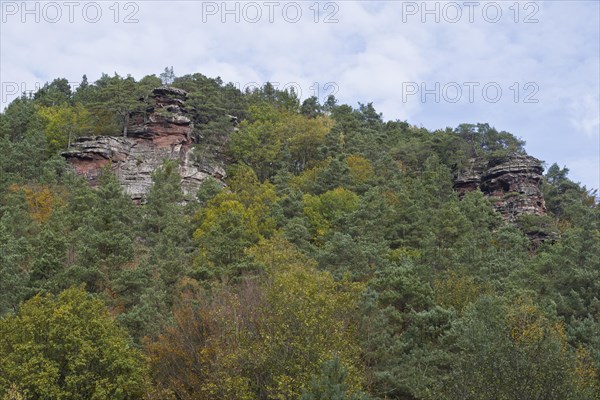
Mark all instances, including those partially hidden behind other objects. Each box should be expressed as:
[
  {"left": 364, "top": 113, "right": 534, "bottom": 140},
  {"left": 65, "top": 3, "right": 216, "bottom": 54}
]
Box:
[{"left": 1, "top": 0, "right": 599, "bottom": 189}]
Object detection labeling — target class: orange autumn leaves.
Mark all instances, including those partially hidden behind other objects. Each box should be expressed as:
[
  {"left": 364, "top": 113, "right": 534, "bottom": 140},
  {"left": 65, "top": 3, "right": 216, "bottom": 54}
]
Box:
[{"left": 8, "top": 184, "right": 63, "bottom": 223}]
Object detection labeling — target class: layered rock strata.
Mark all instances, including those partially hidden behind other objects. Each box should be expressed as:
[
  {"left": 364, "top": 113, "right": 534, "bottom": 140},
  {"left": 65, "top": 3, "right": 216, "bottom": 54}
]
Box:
[
  {"left": 454, "top": 154, "right": 546, "bottom": 221},
  {"left": 62, "top": 87, "right": 225, "bottom": 202}
]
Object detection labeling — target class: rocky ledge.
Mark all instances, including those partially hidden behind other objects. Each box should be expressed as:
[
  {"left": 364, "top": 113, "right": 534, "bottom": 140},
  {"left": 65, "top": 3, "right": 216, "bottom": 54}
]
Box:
[
  {"left": 454, "top": 154, "right": 547, "bottom": 221},
  {"left": 62, "top": 87, "right": 226, "bottom": 203}
]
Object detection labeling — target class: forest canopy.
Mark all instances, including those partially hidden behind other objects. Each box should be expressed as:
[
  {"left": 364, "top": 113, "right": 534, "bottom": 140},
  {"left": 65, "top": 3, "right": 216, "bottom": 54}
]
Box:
[{"left": 0, "top": 70, "right": 599, "bottom": 399}]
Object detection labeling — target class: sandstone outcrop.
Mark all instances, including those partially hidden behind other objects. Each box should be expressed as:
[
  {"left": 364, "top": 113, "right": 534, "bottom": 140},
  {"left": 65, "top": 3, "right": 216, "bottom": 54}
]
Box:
[
  {"left": 454, "top": 154, "right": 546, "bottom": 221},
  {"left": 62, "top": 87, "right": 226, "bottom": 202}
]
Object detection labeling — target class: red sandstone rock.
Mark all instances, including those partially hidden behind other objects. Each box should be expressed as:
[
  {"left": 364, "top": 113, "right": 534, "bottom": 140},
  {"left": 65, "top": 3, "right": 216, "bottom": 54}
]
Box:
[{"left": 62, "top": 87, "right": 226, "bottom": 202}]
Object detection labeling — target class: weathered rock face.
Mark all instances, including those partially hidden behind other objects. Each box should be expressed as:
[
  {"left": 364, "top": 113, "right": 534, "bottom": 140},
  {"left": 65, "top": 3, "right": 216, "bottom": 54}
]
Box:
[
  {"left": 62, "top": 87, "right": 226, "bottom": 202},
  {"left": 454, "top": 154, "right": 546, "bottom": 221}
]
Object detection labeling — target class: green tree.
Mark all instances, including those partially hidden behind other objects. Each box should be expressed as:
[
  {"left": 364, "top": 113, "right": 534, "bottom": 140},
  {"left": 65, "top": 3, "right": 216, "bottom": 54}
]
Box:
[
  {"left": 453, "top": 123, "right": 525, "bottom": 159},
  {"left": 72, "top": 75, "right": 95, "bottom": 105},
  {"left": 300, "top": 96, "right": 322, "bottom": 118},
  {"left": 38, "top": 103, "right": 94, "bottom": 152},
  {"left": 62, "top": 169, "right": 138, "bottom": 292},
  {"left": 0, "top": 95, "right": 43, "bottom": 141},
  {"left": 116, "top": 161, "right": 191, "bottom": 340},
  {"left": 303, "top": 187, "right": 359, "bottom": 240},
  {"left": 196, "top": 177, "right": 223, "bottom": 206},
  {"left": 301, "top": 357, "right": 371, "bottom": 400},
  {"left": 543, "top": 163, "right": 596, "bottom": 223},
  {"left": 248, "top": 238, "right": 366, "bottom": 399},
  {"left": 0, "top": 287, "right": 149, "bottom": 399},
  {"left": 33, "top": 78, "right": 72, "bottom": 107},
  {"left": 0, "top": 185, "right": 36, "bottom": 315},
  {"left": 229, "top": 103, "right": 284, "bottom": 180},
  {"left": 0, "top": 221, "right": 31, "bottom": 315},
  {"left": 94, "top": 74, "right": 140, "bottom": 137},
  {"left": 435, "top": 296, "right": 594, "bottom": 400},
  {"left": 193, "top": 167, "right": 276, "bottom": 276}
]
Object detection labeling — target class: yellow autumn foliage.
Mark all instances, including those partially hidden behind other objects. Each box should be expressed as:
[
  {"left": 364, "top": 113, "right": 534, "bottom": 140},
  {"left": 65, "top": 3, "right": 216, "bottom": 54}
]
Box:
[
  {"left": 346, "top": 155, "right": 374, "bottom": 185},
  {"left": 8, "top": 184, "right": 61, "bottom": 223}
]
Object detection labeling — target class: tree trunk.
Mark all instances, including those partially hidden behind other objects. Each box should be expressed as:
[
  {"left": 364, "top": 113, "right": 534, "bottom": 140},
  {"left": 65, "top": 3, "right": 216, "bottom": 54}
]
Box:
[{"left": 123, "top": 113, "right": 129, "bottom": 137}]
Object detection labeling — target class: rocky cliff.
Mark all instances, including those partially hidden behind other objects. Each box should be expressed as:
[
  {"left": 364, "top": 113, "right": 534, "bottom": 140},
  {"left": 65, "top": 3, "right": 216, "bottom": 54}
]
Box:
[
  {"left": 62, "top": 87, "right": 226, "bottom": 202},
  {"left": 454, "top": 154, "right": 546, "bottom": 221}
]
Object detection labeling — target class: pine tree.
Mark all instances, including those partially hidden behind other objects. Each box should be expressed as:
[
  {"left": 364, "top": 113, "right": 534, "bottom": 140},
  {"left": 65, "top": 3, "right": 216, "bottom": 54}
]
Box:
[{"left": 301, "top": 357, "right": 371, "bottom": 400}]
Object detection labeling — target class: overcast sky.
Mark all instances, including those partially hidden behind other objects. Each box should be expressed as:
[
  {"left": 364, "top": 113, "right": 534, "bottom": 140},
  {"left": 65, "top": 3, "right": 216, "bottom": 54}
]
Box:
[{"left": 1, "top": 0, "right": 598, "bottom": 190}]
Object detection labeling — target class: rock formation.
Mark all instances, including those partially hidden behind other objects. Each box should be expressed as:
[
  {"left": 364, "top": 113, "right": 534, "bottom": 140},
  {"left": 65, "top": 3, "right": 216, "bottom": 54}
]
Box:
[
  {"left": 62, "top": 87, "right": 226, "bottom": 203},
  {"left": 454, "top": 154, "right": 547, "bottom": 221}
]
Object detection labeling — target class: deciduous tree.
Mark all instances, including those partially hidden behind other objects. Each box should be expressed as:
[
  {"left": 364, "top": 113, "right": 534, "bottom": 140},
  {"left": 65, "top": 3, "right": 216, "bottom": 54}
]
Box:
[{"left": 0, "top": 287, "right": 149, "bottom": 399}]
